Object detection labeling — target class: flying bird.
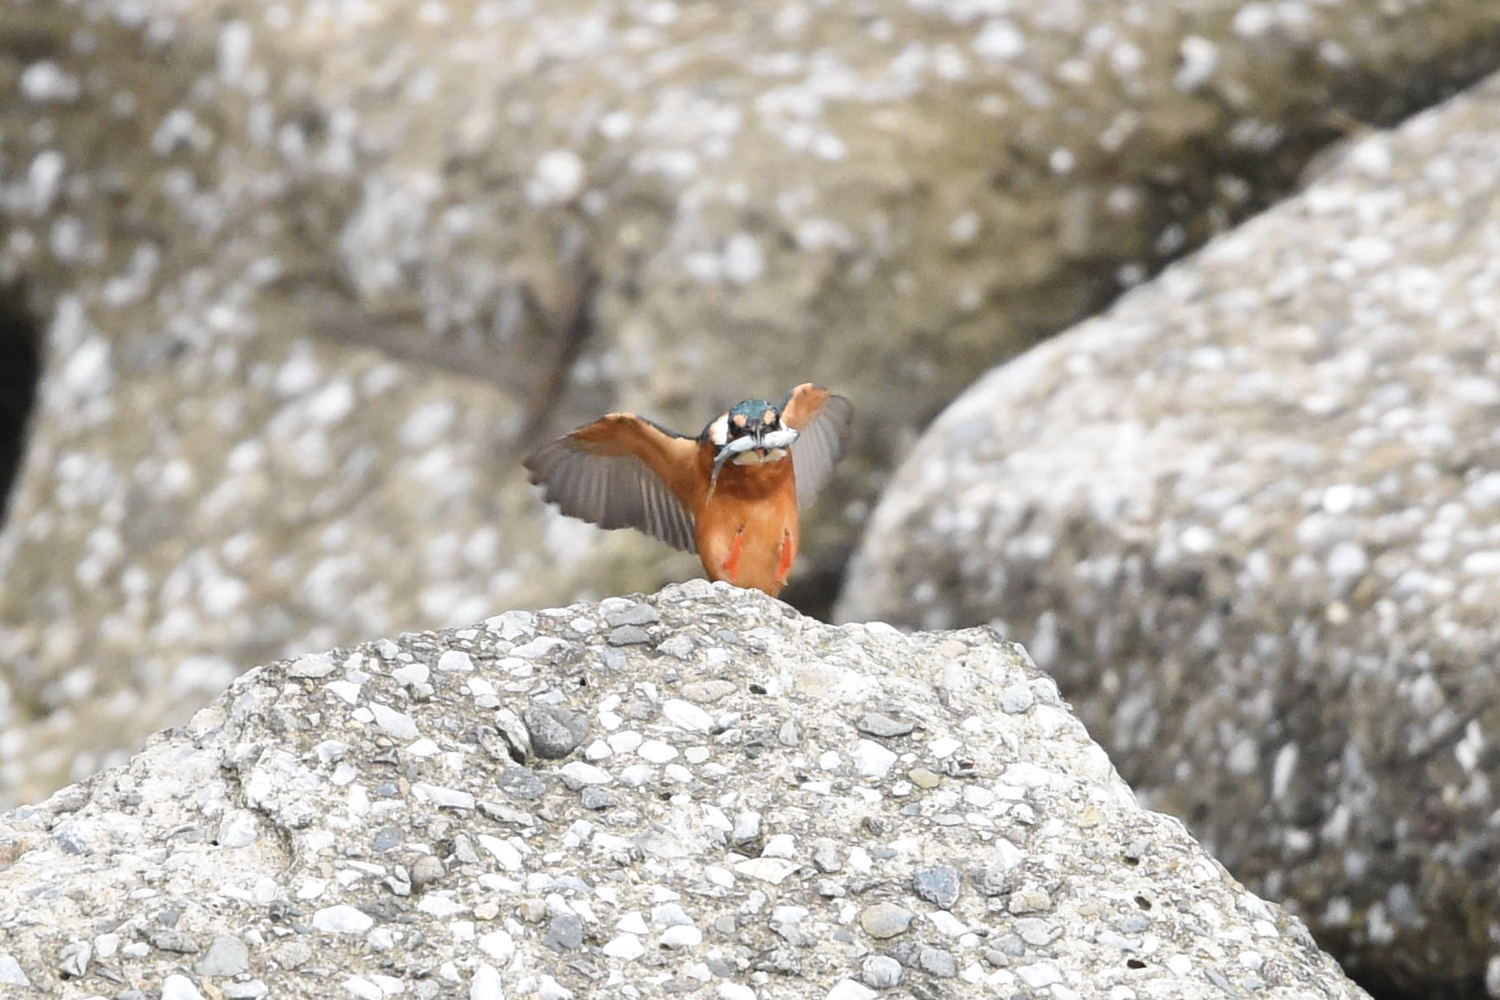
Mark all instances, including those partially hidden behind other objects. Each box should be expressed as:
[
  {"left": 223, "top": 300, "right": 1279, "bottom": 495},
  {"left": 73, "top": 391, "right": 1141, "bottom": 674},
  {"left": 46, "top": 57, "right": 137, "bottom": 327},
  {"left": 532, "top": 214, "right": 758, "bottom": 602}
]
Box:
[{"left": 525, "top": 384, "right": 852, "bottom": 596}]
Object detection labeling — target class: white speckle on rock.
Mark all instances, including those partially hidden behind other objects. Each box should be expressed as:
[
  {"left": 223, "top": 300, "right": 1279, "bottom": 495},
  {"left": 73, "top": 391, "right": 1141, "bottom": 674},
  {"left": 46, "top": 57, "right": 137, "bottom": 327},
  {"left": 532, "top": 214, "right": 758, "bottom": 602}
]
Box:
[
  {"left": 288, "top": 653, "right": 336, "bottom": 678},
  {"left": 216, "top": 809, "right": 259, "bottom": 848},
  {"left": 311, "top": 905, "right": 374, "bottom": 934},
  {"left": 1174, "top": 36, "right": 1219, "bottom": 91},
  {"left": 413, "top": 782, "right": 475, "bottom": 811},
  {"left": 638, "top": 739, "right": 679, "bottom": 763},
  {"left": 370, "top": 703, "right": 419, "bottom": 740},
  {"left": 662, "top": 699, "right": 713, "bottom": 732},
  {"left": 825, "top": 980, "right": 876, "bottom": 1000},
  {"left": 161, "top": 974, "right": 207, "bottom": 1000},
  {"left": 718, "top": 982, "right": 757, "bottom": 1000},
  {"left": 478, "top": 930, "right": 514, "bottom": 964},
  {"left": 0, "top": 955, "right": 31, "bottom": 987},
  {"left": 722, "top": 233, "right": 764, "bottom": 285},
  {"left": 559, "top": 761, "right": 612, "bottom": 787},
  {"left": 531, "top": 150, "right": 585, "bottom": 205},
  {"left": 470, "top": 964, "right": 503, "bottom": 1000},
  {"left": 218, "top": 20, "right": 254, "bottom": 86},
  {"left": 437, "top": 650, "right": 474, "bottom": 672},
  {"left": 603, "top": 932, "right": 644, "bottom": 959},
  {"left": 343, "top": 976, "right": 382, "bottom": 1000},
  {"left": 734, "top": 857, "right": 798, "bottom": 884},
  {"left": 852, "top": 739, "right": 897, "bottom": 779},
  {"left": 762, "top": 833, "right": 797, "bottom": 858},
  {"left": 393, "top": 662, "right": 430, "bottom": 686},
  {"left": 973, "top": 19, "right": 1024, "bottom": 60},
  {"left": 659, "top": 924, "right": 702, "bottom": 948},
  {"left": 21, "top": 61, "right": 82, "bottom": 103}
]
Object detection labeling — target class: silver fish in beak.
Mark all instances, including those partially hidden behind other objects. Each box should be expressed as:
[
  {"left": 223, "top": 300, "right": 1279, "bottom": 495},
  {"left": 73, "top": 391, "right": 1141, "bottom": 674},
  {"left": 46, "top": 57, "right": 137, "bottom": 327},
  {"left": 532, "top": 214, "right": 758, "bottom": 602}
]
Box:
[{"left": 706, "top": 426, "right": 799, "bottom": 504}]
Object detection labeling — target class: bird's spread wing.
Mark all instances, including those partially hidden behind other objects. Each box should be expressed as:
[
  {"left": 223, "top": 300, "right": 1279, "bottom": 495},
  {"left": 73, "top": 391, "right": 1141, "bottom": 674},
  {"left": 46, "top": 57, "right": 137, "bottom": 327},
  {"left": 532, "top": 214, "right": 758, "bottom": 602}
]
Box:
[
  {"left": 524, "top": 414, "right": 700, "bottom": 552},
  {"left": 780, "top": 383, "right": 854, "bottom": 510}
]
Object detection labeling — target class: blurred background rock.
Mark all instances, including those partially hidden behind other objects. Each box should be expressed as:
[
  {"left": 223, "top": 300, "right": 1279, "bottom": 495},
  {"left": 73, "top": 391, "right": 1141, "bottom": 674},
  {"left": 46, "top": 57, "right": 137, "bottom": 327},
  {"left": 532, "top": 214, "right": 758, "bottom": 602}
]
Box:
[{"left": 3, "top": 1, "right": 1500, "bottom": 995}]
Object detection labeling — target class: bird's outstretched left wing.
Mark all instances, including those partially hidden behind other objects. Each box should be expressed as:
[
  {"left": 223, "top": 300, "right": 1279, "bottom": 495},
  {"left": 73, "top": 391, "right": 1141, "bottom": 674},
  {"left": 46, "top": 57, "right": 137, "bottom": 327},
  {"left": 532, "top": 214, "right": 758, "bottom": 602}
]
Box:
[
  {"left": 524, "top": 414, "right": 700, "bottom": 552},
  {"left": 780, "top": 383, "right": 854, "bottom": 510}
]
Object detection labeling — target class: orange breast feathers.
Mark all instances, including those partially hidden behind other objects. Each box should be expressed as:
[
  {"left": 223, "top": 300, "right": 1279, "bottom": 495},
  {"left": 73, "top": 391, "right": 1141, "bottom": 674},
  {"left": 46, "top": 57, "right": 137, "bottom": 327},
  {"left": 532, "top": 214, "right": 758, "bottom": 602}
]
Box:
[{"left": 690, "top": 444, "right": 800, "bottom": 596}]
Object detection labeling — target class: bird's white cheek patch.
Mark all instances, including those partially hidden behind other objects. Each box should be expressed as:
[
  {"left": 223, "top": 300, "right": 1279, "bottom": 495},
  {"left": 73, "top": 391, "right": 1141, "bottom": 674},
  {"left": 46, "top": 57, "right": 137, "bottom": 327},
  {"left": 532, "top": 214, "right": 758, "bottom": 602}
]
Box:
[{"left": 707, "top": 415, "right": 730, "bottom": 447}]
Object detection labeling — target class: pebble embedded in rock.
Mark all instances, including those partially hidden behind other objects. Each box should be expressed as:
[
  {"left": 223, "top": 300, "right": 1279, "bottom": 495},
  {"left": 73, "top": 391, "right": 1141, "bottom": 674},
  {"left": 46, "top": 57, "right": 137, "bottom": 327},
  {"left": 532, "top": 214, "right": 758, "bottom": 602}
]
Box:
[
  {"left": 57, "top": 939, "right": 90, "bottom": 978},
  {"left": 370, "top": 703, "right": 419, "bottom": 741},
  {"left": 162, "top": 974, "right": 208, "bottom": 1000},
  {"left": 1009, "top": 887, "right": 1053, "bottom": 914},
  {"left": 606, "top": 625, "right": 652, "bottom": 646},
  {"left": 861, "top": 954, "right": 902, "bottom": 988},
  {"left": 523, "top": 705, "right": 590, "bottom": 759},
  {"left": 662, "top": 698, "right": 713, "bottom": 732},
  {"left": 580, "top": 786, "right": 616, "bottom": 810},
  {"left": 544, "top": 913, "right": 584, "bottom": 951},
  {"left": 859, "top": 903, "right": 914, "bottom": 939},
  {"left": 287, "top": 654, "right": 335, "bottom": 678},
  {"left": 193, "top": 935, "right": 249, "bottom": 977},
  {"left": 812, "top": 841, "right": 843, "bottom": 872},
  {"left": 857, "top": 712, "right": 915, "bottom": 737},
  {"left": 907, "top": 767, "right": 941, "bottom": 788},
  {"left": 311, "top": 905, "right": 374, "bottom": 934},
  {"left": 852, "top": 739, "right": 897, "bottom": 779},
  {"left": 409, "top": 854, "right": 445, "bottom": 890},
  {"left": 497, "top": 767, "right": 548, "bottom": 800},
  {"left": 826, "top": 979, "right": 877, "bottom": 1000},
  {"left": 604, "top": 602, "right": 659, "bottom": 627},
  {"left": 470, "top": 964, "right": 503, "bottom": 1000},
  {"left": 1000, "top": 683, "right": 1036, "bottom": 714},
  {"left": 149, "top": 928, "right": 201, "bottom": 954},
  {"left": 913, "top": 865, "right": 961, "bottom": 909},
  {"left": 659, "top": 924, "right": 702, "bottom": 948},
  {"left": 918, "top": 947, "right": 958, "bottom": 978}
]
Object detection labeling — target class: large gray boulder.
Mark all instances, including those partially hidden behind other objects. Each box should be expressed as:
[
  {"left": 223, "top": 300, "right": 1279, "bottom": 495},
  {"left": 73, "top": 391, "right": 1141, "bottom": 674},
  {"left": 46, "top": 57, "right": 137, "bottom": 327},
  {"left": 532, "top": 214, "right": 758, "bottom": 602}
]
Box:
[
  {"left": 4, "top": 0, "right": 1500, "bottom": 807},
  {"left": 0, "top": 585, "right": 1367, "bottom": 1000},
  {"left": 837, "top": 71, "right": 1500, "bottom": 997}
]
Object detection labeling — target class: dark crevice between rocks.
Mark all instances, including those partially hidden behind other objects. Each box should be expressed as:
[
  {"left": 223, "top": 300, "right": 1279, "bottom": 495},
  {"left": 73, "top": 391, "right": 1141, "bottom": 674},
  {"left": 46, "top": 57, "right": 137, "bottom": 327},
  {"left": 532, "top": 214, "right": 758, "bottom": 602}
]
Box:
[{"left": 0, "top": 282, "right": 41, "bottom": 529}]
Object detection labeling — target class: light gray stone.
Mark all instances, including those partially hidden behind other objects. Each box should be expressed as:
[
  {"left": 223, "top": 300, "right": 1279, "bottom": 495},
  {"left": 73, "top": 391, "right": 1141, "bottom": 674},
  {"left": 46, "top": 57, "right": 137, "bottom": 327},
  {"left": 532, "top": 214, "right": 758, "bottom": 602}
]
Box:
[
  {"left": 838, "top": 72, "right": 1500, "bottom": 997},
  {"left": 0, "top": 587, "right": 1368, "bottom": 999}
]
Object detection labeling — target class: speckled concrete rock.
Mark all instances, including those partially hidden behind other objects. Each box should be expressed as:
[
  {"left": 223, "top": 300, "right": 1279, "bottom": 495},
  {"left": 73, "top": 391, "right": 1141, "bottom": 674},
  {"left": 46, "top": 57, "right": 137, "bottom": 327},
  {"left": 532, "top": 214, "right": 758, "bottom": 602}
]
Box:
[
  {"left": 0, "top": 584, "right": 1367, "bottom": 1000},
  {"left": 837, "top": 72, "right": 1500, "bottom": 999},
  {"left": 5, "top": 0, "right": 1500, "bottom": 809}
]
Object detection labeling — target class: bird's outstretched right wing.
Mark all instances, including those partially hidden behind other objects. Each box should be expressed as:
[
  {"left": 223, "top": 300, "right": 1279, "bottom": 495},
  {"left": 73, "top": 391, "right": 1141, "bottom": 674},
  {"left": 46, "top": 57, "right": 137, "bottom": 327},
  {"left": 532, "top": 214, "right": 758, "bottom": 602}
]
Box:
[
  {"left": 780, "top": 384, "right": 854, "bottom": 510},
  {"left": 524, "top": 414, "right": 700, "bottom": 552}
]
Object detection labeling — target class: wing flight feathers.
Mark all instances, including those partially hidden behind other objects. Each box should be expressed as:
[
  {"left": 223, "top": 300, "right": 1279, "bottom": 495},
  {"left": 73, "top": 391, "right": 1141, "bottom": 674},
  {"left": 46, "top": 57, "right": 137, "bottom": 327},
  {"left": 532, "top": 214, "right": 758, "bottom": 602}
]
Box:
[
  {"left": 780, "top": 383, "right": 854, "bottom": 510},
  {"left": 525, "top": 415, "right": 700, "bottom": 552}
]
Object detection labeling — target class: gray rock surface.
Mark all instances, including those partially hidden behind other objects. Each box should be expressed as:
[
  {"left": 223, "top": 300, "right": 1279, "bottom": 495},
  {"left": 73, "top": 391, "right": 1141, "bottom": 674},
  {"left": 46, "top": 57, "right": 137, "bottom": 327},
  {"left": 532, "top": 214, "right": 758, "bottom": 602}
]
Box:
[
  {"left": 838, "top": 71, "right": 1500, "bottom": 998},
  {"left": 3, "top": 0, "right": 1500, "bottom": 809},
  {"left": 0, "top": 584, "right": 1367, "bottom": 999}
]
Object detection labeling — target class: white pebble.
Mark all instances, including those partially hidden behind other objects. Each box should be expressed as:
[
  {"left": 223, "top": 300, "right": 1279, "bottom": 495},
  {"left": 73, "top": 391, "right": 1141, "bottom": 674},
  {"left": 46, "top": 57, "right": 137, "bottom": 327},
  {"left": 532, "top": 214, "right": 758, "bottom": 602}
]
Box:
[
  {"left": 659, "top": 925, "right": 702, "bottom": 948},
  {"left": 603, "top": 933, "right": 644, "bottom": 959},
  {"left": 311, "top": 905, "right": 373, "bottom": 934},
  {"left": 370, "top": 703, "right": 419, "bottom": 740},
  {"left": 663, "top": 699, "right": 713, "bottom": 732},
  {"left": 161, "top": 975, "right": 206, "bottom": 1000},
  {"left": 470, "top": 964, "right": 503, "bottom": 1000},
  {"left": 852, "top": 739, "right": 897, "bottom": 779},
  {"left": 638, "top": 739, "right": 679, "bottom": 762}
]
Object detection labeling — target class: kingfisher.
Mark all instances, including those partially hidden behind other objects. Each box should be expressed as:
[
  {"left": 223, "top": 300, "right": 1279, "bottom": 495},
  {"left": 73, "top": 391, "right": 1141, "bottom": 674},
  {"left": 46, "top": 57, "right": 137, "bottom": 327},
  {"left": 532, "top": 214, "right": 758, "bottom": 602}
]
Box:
[{"left": 525, "top": 384, "right": 852, "bottom": 597}]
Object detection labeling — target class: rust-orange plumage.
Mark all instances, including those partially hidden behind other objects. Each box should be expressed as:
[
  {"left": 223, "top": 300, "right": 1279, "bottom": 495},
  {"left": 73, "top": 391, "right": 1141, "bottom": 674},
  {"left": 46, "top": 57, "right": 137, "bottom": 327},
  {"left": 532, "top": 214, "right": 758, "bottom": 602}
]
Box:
[{"left": 524, "top": 384, "right": 852, "bottom": 596}]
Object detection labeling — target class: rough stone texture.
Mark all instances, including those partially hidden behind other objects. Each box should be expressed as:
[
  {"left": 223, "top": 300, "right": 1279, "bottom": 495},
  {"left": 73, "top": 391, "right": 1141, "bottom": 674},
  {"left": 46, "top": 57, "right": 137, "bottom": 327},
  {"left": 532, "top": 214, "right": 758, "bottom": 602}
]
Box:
[
  {"left": 4, "top": 0, "right": 1500, "bottom": 809},
  {"left": 0, "top": 584, "right": 1368, "bottom": 1000},
  {"left": 838, "top": 72, "right": 1500, "bottom": 999}
]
